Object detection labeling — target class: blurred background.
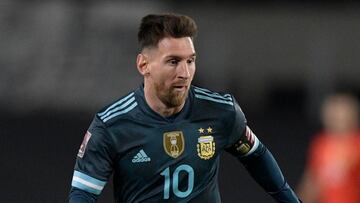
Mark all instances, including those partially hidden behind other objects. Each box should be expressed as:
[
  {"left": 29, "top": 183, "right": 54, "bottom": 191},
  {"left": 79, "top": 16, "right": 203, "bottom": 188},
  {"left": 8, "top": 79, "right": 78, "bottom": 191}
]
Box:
[{"left": 1, "top": 0, "right": 360, "bottom": 202}]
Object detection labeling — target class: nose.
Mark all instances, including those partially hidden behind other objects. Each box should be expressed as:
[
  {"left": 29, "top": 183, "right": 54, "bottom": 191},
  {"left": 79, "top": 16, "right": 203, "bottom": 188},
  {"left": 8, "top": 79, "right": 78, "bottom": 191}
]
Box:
[{"left": 177, "top": 61, "right": 190, "bottom": 79}]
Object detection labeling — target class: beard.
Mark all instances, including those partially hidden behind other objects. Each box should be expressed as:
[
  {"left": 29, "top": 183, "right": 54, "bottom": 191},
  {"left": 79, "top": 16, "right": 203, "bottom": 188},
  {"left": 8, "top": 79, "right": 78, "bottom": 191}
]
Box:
[{"left": 155, "top": 82, "right": 189, "bottom": 108}]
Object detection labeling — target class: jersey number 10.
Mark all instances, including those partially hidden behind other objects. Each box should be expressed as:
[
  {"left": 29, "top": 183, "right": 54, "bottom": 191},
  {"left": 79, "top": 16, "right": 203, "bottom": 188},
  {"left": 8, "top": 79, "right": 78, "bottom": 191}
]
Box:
[{"left": 160, "top": 164, "right": 194, "bottom": 199}]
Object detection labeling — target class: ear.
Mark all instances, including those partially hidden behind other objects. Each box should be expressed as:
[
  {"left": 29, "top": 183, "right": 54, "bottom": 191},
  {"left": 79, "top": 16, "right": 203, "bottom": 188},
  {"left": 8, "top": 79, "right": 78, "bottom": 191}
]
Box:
[{"left": 136, "top": 53, "right": 149, "bottom": 76}]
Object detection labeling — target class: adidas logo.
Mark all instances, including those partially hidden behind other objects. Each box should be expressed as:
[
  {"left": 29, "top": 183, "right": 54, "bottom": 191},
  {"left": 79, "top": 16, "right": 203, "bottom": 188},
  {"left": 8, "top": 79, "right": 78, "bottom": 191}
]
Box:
[{"left": 132, "top": 149, "right": 151, "bottom": 163}]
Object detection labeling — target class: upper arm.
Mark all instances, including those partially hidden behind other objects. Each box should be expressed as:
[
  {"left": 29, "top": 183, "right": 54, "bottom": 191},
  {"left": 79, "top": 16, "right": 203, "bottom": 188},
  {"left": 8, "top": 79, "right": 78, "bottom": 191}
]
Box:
[
  {"left": 70, "top": 116, "right": 115, "bottom": 197},
  {"left": 226, "top": 125, "right": 260, "bottom": 158},
  {"left": 225, "top": 98, "right": 260, "bottom": 157}
]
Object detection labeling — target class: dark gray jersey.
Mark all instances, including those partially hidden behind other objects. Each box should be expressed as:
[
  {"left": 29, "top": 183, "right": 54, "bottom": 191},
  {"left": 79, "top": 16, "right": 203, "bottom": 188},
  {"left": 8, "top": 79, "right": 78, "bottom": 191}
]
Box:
[{"left": 71, "top": 85, "right": 247, "bottom": 202}]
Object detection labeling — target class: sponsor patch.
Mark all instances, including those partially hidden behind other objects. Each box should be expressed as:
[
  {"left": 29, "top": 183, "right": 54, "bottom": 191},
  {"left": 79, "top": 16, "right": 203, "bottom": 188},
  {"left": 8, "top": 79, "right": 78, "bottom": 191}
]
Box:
[{"left": 77, "top": 131, "right": 92, "bottom": 158}]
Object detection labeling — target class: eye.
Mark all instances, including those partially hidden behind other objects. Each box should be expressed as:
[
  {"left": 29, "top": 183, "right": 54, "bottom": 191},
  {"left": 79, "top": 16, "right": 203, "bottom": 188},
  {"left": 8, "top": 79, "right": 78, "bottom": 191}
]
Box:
[
  {"left": 167, "top": 59, "right": 179, "bottom": 66},
  {"left": 187, "top": 58, "right": 195, "bottom": 64}
]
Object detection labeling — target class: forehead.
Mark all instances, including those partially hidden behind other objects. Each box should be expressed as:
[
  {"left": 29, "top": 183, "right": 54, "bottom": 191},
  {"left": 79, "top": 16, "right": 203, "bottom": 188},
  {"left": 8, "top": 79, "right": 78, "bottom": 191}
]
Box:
[{"left": 155, "top": 37, "right": 195, "bottom": 57}]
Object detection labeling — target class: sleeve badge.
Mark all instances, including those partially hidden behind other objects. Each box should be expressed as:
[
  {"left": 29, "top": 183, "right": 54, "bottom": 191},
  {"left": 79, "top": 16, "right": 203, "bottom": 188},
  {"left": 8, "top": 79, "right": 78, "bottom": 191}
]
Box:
[{"left": 77, "top": 131, "right": 92, "bottom": 158}]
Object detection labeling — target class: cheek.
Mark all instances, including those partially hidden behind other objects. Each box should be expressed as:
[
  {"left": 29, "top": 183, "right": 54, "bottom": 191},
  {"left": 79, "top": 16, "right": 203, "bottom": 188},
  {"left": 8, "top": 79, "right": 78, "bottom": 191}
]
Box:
[
  {"left": 150, "top": 66, "right": 172, "bottom": 85},
  {"left": 189, "top": 65, "right": 196, "bottom": 78}
]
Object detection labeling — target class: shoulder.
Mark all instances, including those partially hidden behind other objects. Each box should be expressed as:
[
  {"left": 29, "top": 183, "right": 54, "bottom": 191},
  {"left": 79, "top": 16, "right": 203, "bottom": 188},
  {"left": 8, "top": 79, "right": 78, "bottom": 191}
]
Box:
[
  {"left": 190, "top": 85, "right": 243, "bottom": 123},
  {"left": 191, "top": 86, "right": 246, "bottom": 142},
  {"left": 191, "top": 84, "right": 246, "bottom": 118},
  {"left": 191, "top": 85, "right": 235, "bottom": 110},
  {"left": 96, "top": 90, "right": 139, "bottom": 124}
]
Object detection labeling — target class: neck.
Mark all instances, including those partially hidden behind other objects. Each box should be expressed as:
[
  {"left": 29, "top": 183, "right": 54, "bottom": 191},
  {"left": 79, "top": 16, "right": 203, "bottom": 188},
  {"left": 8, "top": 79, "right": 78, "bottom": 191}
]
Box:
[{"left": 143, "top": 84, "right": 185, "bottom": 117}]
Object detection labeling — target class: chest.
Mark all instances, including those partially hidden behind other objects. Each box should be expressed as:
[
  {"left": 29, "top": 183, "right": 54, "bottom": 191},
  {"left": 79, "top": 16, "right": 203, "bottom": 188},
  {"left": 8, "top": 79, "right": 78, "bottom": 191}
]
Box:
[{"left": 112, "top": 120, "right": 230, "bottom": 179}]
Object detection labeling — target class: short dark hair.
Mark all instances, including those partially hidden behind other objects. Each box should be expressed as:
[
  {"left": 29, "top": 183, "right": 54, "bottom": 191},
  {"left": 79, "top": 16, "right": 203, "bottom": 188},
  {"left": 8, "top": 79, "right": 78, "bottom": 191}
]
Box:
[{"left": 138, "top": 13, "right": 198, "bottom": 50}]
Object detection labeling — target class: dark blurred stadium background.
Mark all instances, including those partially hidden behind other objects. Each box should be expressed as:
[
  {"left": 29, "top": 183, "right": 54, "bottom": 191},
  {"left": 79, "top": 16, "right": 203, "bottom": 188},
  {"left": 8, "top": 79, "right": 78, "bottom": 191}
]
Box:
[{"left": 1, "top": 1, "right": 360, "bottom": 202}]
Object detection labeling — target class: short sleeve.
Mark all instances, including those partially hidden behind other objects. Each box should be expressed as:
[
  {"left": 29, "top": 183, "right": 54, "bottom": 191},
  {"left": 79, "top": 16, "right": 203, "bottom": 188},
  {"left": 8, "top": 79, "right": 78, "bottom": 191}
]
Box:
[
  {"left": 226, "top": 98, "right": 247, "bottom": 147},
  {"left": 71, "top": 115, "right": 115, "bottom": 195}
]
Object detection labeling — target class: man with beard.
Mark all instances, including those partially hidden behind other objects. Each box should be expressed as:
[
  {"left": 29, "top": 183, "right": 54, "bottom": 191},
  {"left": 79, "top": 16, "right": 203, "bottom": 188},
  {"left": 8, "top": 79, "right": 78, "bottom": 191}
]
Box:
[{"left": 69, "top": 13, "right": 301, "bottom": 202}]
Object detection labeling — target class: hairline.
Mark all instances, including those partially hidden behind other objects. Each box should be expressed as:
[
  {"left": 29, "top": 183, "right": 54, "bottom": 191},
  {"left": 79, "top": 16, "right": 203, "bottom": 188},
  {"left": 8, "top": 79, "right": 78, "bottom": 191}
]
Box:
[{"left": 140, "top": 36, "right": 195, "bottom": 53}]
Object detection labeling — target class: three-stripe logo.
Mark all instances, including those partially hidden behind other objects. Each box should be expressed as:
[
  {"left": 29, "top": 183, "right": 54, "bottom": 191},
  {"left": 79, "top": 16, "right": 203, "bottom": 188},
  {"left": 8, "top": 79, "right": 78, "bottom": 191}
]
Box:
[
  {"left": 193, "top": 87, "right": 233, "bottom": 106},
  {"left": 132, "top": 149, "right": 151, "bottom": 163},
  {"left": 98, "top": 92, "right": 138, "bottom": 122}
]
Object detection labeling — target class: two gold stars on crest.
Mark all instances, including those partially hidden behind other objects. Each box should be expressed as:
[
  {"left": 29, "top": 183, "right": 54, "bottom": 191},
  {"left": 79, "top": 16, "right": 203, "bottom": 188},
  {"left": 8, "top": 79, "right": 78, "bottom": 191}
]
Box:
[{"left": 198, "top": 127, "right": 213, "bottom": 134}]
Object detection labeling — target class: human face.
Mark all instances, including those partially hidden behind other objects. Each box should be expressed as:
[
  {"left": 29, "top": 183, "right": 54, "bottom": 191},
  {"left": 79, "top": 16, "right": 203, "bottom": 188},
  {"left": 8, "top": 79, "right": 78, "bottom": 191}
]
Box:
[
  {"left": 322, "top": 96, "right": 359, "bottom": 133},
  {"left": 143, "top": 37, "right": 196, "bottom": 108}
]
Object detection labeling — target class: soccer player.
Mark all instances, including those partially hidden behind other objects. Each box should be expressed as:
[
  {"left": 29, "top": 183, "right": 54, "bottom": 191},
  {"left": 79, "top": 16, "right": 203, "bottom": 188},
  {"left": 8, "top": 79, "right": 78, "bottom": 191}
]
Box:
[
  {"left": 297, "top": 94, "right": 360, "bottom": 203},
  {"left": 69, "top": 13, "right": 301, "bottom": 202}
]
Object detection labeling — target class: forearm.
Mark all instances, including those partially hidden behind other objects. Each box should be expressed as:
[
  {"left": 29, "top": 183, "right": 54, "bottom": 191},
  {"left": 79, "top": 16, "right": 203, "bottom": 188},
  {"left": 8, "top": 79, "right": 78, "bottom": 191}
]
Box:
[{"left": 239, "top": 142, "right": 300, "bottom": 203}]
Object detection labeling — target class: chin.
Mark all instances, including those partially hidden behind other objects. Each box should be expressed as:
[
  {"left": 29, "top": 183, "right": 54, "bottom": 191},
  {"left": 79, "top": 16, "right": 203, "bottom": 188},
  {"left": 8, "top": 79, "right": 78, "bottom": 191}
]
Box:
[{"left": 167, "top": 91, "right": 188, "bottom": 107}]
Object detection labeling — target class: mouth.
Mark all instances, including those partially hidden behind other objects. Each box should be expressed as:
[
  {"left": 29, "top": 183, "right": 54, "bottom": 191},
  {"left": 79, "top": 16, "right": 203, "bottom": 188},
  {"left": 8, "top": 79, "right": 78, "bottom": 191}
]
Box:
[{"left": 173, "top": 85, "right": 188, "bottom": 91}]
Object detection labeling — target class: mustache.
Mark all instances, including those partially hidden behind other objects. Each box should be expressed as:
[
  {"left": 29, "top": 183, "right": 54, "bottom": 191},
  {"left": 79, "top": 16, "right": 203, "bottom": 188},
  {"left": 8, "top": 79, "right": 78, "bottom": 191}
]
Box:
[{"left": 172, "top": 81, "right": 190, "bottom": 87}]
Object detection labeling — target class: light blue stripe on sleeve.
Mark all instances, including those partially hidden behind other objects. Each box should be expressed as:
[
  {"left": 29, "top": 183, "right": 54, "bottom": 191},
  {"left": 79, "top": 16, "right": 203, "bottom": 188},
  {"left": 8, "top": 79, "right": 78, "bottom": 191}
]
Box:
[
  {"left": 195, "top": 94, "right": 234, "bottom": 106},
  {"left": 73, "top": 171, "right": 106, "bottom": 187},
  {"left": 100, "top": 97, "right": 135, "bottom": 120},
  {"left": 71, "top": 171, "right": 107, "bottom": 195},
  {"left": 103, "top": 102, "right": 138, "bottom": 122},
  {"left": 194, "top": 86, "right": 232, "bottom": 98},
  {"left": 98, "top": 92, "right": 134, "bottom": 117},
  {"left": 193, "top": 86, "right": 212, "bottom": 93},
  {"left": 194, "top": 88, "right": 232, "bottom": 101},
  {"left": 72, "top": 179, "right": 102, "bottom": 195}
]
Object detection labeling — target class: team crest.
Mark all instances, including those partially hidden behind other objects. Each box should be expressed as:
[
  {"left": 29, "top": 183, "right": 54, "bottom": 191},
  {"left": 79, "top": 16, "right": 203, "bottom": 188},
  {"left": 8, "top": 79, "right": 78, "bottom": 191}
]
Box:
[
  {"left": 197, "top": 135, "right": 216, "bottom": 160},
  {"left": 163, "top": 131, "right": 185, "bottom": 158}
]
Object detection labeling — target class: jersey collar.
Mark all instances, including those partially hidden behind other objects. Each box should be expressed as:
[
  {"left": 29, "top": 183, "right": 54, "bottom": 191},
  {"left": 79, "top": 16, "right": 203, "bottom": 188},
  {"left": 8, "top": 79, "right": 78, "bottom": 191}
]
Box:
[{"left": 135, "top": 84, "right": 193, "bottom": 123}]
